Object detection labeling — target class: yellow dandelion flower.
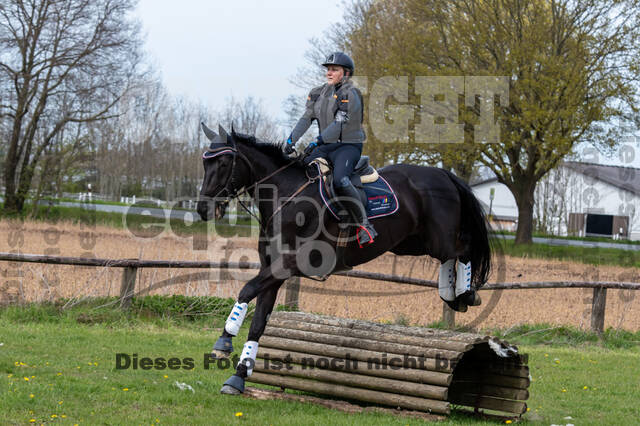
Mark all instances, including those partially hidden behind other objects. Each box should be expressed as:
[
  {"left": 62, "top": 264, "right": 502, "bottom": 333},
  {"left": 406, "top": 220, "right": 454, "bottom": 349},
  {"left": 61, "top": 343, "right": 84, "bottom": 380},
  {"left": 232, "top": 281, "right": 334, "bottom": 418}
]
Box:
[
  {"left": 62, "top": 415, "right": 67, "bottom": 418},
  {"left": 94, "top": 362, "right": 98, "bottom": 366},
  {"left": 526, "top": 407, "right": 530, "bottom": 412},
  {"left": 31, "top": 376, "right": 35, "bottom": 378},
  {"left": 29, "top": 394, "right": 34, "bottom": 398},
  {"left": 24, "top": 377, "right": 29, "bottom": 381},
  {"left": 59, "top": 401, "right": 63, "bottom": 405},
  {"left": 544, "top": 354, "right": 548, "bottom": 357},
  {"left": 235, "top": 412, "right": 243, "bottom": 417},
  {"left": 29, "top": 420, "right": 36, "bottom": 423},
  {"left": 163, "top": 375, "right": 168, "bottom": 379},
  {"left": 57, "top": 373, "right": 62, "bottom": 376},
  {"left": 14, "top": 362, "right": 20, "bottom": 366},
  {"left": 123, "top": 388, "right": 129, "bottom": 391},
  {"left": 46, "top": 362, "right": 49, "bottom": 365},
  {"left": 505, "top": 421, "right": 512, "bottom": 424},
  {"left": 7, "top": 374, "right": 12, "bottom": 378},
  {"left": 51, "top": 414, "right": 58, "bottom": 418},
  {"left": 562, "top": 389, "right": 567, "bottom": 392},
  {"left": 156, "top": 419, "right": 160, "bottom": 423},
  {"left": 583, "top": 386, "right": 588, "bottom": 389},
  {"left": 76, "top": 366, "right": 81, "bottom": 369}
]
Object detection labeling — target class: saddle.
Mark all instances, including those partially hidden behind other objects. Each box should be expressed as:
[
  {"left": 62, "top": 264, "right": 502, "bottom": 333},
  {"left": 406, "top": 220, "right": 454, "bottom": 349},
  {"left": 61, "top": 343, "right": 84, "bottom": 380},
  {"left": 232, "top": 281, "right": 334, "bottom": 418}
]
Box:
[{"left": 311, "top": 156, "right": 379, "bottom": 219}]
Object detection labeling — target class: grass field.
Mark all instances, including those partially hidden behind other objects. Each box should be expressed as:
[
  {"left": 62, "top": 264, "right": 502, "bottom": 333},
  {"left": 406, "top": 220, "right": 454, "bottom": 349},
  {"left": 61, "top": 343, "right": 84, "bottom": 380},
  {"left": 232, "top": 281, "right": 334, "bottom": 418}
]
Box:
[{"left": 1, "top": 300, "right": 639, "bottom": 425}]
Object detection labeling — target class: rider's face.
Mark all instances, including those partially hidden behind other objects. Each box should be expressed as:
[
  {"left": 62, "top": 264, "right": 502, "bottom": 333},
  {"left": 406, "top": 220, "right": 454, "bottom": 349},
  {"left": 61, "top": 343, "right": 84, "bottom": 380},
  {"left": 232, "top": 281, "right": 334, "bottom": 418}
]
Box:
[{"left": 326, "top": 65, "right": 344, "bottom": 85}]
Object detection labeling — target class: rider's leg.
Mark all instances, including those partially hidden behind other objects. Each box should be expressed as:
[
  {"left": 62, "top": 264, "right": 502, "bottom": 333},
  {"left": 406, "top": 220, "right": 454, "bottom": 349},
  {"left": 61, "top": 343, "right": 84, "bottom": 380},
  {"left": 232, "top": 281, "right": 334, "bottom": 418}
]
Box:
[{"left": 331, "top": 144, "right": 377, "bottom": 246}]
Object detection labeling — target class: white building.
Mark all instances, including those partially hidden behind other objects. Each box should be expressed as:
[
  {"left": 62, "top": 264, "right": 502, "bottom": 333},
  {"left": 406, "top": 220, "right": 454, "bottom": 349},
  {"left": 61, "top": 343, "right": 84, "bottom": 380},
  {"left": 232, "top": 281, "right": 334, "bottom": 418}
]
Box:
[{"left": 470, "top": 162, "right": 640, "bottom": 240}]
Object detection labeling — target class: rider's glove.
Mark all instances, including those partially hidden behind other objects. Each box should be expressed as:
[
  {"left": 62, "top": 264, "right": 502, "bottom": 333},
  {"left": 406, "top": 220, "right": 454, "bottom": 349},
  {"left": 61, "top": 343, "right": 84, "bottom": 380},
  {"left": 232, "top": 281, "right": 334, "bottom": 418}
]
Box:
[
  {"left": 283, "top": 135, "right": 295, "bottom": 155},
  {"left": 303, "top": 135, "right": 324, "bottom": 157},
  {"left": 303, "top": 141, "right": 318, "bottom": 157}
]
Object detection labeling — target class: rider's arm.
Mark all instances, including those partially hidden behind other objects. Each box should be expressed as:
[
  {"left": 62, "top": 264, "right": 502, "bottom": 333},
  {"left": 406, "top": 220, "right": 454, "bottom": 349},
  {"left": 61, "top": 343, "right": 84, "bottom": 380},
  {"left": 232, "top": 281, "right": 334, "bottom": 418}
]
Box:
[
  {"left": 318, "top": 87, "right": 362, "bottom": 144},
  {"left": 290, "top": 88, "right": 320, "bottom": 144}
]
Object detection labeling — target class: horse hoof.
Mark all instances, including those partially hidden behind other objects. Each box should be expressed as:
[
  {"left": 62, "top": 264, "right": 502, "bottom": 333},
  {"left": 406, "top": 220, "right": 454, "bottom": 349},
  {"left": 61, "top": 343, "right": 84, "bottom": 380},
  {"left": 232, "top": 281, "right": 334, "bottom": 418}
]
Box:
[
  {"left": 212, "top": 336, "right": 233, "bottom": 356},
  {"left": 445, "top": 299, "right": 468, "bottom": 313},
  {"left": 220, "top": 384, "right": 241, "bottom": 395},
  {"left": 458, "top": 290, "right": 481, "bottom": 307},
  {"left": 211, "top": 349, "right": 231, "bottom": 359},
  {"left": 220, "top": 375, "right": 245, "bottom": 394}
]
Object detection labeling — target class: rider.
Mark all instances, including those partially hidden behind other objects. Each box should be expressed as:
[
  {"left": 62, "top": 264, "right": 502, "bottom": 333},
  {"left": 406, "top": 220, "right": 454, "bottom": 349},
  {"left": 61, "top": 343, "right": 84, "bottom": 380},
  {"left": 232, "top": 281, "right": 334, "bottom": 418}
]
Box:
[{"left": 284, "top": 52, "right": 377, "bottom": 246}]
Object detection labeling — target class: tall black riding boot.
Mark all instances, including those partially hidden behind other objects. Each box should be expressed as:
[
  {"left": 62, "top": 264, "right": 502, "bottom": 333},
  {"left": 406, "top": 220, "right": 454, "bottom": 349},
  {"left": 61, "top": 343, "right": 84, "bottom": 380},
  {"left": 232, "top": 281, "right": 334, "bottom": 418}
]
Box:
[{"left": 335, "top": 177, "right": 378, "bottom": 247}]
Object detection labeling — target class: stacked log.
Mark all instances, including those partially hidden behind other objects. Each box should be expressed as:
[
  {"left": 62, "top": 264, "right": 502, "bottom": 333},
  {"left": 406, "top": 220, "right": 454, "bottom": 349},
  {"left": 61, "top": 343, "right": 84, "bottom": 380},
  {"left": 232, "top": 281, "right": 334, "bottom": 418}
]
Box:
[{"left": 247, "top": 312, "right": 530, "bottom": 416}]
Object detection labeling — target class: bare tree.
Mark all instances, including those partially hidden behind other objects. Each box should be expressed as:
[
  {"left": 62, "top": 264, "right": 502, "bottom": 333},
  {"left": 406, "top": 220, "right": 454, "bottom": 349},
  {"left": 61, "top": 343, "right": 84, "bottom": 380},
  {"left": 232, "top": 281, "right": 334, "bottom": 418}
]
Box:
[{"left": 0, "top": 0, "right": 145, "bottom": 213}]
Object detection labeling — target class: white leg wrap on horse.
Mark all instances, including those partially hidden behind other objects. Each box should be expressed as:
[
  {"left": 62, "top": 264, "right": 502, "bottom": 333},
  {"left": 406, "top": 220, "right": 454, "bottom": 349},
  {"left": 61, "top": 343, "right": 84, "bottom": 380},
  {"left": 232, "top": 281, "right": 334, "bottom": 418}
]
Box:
[
  {"left": 438, "top": 259, "right": 456, "bottom": 302},
  {"left": 239, "top": 340, "right": 259, "bottom": 376},
  {"left": 224, "top": 302, "right": 248, "bottom": 336},
  {"left": 455, "top": 260, "right": 472, "bottom": 297}
]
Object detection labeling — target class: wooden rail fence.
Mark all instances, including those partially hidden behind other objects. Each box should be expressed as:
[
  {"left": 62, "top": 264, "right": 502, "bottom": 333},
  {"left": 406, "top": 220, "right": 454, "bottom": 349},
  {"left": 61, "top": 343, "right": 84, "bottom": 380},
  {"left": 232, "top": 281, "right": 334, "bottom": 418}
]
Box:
[{"left": 1, "top": 252, "right": 639, "bottom": 333}]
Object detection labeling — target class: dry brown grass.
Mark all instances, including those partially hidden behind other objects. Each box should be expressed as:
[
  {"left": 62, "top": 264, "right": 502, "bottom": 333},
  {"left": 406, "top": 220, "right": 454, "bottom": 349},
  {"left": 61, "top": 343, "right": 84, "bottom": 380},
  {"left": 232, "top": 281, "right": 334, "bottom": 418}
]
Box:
[{"left": 1, "top": 219, "right": 639, "bottom": 330}]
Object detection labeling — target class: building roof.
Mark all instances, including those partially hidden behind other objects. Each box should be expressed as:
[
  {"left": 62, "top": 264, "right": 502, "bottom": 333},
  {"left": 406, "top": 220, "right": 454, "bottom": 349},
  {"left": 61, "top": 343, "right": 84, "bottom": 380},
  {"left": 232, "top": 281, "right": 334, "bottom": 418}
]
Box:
[
  {"left": 562, "top": 161, "right": 640, "bottom": 196},
  {"left": 470, "top": 176, "right": 498, "bottom": 187}
]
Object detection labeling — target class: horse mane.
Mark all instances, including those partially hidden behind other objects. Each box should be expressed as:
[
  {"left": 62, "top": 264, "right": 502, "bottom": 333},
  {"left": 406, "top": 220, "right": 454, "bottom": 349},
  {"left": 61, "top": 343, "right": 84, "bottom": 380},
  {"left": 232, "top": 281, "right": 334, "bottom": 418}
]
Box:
[{"left": 232, "top": 131, "right": 303, "bottom": 168}]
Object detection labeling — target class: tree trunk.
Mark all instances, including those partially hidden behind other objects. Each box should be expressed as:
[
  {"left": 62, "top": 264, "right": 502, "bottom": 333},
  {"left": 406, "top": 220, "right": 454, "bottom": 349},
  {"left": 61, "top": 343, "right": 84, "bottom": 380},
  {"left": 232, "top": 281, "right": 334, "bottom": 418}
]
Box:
[{"left": 513, "top": 183, "right": 536, "bottom": 244}]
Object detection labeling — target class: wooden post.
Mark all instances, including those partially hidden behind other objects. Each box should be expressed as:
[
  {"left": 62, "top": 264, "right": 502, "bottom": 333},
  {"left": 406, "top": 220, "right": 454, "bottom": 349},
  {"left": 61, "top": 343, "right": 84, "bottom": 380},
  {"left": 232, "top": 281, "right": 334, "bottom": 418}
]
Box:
[
  {"left": 442, "top": 302, "right": 455, "bottom": 328},
  {"left": 284, "top": 276, "right": 301, "bottom": 310},
  {"left": 120, "top": 266, "right": 137, "bottom": 309},
  {"left": 591, "top": 287, "right": 607, "bottom": 334}
]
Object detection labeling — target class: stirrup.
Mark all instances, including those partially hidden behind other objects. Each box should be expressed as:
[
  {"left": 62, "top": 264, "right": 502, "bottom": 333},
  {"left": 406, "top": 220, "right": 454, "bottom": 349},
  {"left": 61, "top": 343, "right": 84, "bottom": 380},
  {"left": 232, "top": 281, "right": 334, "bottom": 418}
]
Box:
[{"left": 356, "top": 225, "right": 377, "bottom": 247}]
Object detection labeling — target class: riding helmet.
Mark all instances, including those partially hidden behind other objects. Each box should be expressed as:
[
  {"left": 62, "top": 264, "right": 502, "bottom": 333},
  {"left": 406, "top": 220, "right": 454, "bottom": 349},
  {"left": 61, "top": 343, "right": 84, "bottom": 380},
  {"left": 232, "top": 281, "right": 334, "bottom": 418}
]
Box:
[{"left": 322, "top": 51, "right": 355, "bottom": 76}]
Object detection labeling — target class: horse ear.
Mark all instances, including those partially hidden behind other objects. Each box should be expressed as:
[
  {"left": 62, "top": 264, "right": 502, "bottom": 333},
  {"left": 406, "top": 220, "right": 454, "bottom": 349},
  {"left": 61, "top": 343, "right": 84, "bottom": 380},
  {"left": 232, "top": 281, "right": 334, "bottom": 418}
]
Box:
[
  {"left": 218, "top": 124, "right": 229, "bottom": 144},
  {"left": 201, "top": 122, "right": 217, "bottom": 142},
  {"left": 229, "top": 122, "right": 238, "bottom": 148}
]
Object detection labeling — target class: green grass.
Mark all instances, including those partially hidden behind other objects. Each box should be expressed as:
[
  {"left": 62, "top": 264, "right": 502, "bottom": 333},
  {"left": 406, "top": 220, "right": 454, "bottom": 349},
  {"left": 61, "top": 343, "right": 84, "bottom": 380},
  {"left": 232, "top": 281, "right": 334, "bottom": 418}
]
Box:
[
  {"left": 1, "top": 204, "right": 258, "bottom": 238},
  {"left": 494, "top": 238, "right": 640, "bottom": 268},
  {"left": 1, "top": 300, "right": 638, "bottom": 425},
  {"left": 493, "top": 230, "right": 640, "bottom": 245}
]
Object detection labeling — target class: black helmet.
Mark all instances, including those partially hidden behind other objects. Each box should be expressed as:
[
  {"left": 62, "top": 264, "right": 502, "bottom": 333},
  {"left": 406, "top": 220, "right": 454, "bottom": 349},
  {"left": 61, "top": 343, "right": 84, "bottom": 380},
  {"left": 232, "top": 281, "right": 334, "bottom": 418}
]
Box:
[{"left": 322, "top": 52, "right": 355, "bottom": 75}]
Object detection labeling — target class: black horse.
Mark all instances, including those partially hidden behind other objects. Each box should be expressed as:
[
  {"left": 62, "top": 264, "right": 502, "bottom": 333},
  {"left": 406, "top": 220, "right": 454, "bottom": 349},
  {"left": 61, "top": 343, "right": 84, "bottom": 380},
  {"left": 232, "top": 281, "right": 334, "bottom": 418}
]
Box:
[{"left": 196, "top": 124, "right": 491, "bottom": 394}]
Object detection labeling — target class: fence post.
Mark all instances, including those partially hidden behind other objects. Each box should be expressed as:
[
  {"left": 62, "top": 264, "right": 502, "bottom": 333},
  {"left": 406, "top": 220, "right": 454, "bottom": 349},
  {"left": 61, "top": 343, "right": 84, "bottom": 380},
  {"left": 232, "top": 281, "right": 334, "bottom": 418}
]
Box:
[
  {"left": 442, "top": 302, "right": 455, "bottom": 328},
  {"left": 120, "top": 266, "right": 138, "bottom": 309},
  {"left": 284, "top": 276, "right": 301, "bottom": 310},
  {"left": 591, "top": 287, "right": 607, "bottom": 334}
]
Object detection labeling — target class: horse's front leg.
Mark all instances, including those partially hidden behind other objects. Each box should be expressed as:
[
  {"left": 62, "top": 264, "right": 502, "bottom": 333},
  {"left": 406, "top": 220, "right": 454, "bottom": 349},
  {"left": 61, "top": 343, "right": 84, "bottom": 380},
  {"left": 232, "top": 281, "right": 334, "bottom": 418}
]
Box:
[
  {"left": 211, "top": 269, "right": 280, "bottom": 358},
  {"left": 220, "top": 281, "right": 283, "bottom": 394}
]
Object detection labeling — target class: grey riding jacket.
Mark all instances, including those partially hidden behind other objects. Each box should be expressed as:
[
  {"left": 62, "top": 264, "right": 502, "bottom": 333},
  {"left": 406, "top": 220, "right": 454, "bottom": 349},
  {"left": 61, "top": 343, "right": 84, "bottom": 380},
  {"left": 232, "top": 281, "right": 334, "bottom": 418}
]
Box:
[{"left": 290, "top": 79, "right": 366, "bottom": 145}]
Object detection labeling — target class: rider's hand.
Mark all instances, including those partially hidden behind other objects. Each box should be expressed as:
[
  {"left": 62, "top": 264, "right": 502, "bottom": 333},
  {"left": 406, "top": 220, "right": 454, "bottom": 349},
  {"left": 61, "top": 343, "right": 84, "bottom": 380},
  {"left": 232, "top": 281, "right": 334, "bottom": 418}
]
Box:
[
  {"left": 303, "top": 141, "right": 318, "bottom": 158},
  {"left": 283, "top": 135, "right": 295, "bottom": 156},
  {"left": 302, "top": 136, "right": 323, "bottom": 158}
]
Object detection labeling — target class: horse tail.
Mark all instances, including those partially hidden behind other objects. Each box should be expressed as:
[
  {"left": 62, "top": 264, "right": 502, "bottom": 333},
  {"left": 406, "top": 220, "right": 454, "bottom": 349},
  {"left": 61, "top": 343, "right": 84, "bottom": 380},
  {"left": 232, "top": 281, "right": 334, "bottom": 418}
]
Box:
[{"left": 444, "top": 170, "right": 491, "bottom": 289}]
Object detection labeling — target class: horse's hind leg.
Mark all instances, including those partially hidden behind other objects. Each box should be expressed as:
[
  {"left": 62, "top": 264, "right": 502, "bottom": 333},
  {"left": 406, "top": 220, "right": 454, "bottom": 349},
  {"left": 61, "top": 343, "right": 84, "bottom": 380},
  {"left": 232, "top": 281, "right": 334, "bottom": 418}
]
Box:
[
  {"left": 454, "top": 258, "right": 481, "bottom": 307},
  {"left": 220, "top": 282, "right": 282, "bottom": 394}
]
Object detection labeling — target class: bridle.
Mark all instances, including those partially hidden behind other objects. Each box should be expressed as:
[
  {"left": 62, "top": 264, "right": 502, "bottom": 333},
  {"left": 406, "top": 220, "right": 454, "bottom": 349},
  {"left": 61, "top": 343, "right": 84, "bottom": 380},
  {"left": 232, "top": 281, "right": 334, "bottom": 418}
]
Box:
[{"left": 201, "top": 144, "right": 299, "bottom": 229}]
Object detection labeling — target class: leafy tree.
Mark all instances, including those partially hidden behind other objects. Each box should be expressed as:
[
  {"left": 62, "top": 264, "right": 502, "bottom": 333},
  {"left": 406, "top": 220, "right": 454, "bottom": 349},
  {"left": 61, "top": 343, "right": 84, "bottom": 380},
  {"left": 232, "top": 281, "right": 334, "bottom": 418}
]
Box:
[{"left": 342, "top": 0, "right": 640, "bottom": 243}]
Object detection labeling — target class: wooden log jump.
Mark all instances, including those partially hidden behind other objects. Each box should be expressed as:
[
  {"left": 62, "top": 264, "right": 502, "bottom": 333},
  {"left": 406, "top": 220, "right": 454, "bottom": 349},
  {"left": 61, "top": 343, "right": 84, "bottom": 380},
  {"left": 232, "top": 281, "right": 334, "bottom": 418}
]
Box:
[{"left": 247, "top": 312, "right": 530, "bottom": 417}]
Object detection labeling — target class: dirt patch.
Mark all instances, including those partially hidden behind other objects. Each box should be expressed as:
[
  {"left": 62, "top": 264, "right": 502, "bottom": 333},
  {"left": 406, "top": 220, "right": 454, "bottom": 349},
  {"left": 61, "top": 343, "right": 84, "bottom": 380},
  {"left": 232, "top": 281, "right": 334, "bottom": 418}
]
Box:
[{"left": 1, "top": 219, "right": 638, "bottom": 330}]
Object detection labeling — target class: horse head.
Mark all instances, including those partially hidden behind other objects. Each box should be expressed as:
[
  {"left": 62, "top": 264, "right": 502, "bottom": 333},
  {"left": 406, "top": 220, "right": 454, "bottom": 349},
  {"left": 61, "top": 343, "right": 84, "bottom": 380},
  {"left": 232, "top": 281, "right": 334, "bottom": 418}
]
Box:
[{"left": 196, "top": 122, "right": 237, "bottom": 221}]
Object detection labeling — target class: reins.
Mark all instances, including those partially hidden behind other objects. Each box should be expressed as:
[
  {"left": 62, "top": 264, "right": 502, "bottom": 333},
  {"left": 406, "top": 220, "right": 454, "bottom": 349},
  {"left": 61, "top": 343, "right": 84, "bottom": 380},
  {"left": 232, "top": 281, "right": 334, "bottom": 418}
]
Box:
[{"left": 205, "top": 145, "right": 324, "bottom": 232}]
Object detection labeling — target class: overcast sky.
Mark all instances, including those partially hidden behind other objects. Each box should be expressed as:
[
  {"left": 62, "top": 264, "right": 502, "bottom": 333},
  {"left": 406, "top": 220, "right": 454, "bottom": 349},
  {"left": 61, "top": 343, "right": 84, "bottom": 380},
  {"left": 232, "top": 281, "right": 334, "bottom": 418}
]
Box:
[
  {"left": 136, "top": 0, "right": 342, "bottom": 126},
  {"left": 134, "top": 1, "right": 640, "bottom": 166}
]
